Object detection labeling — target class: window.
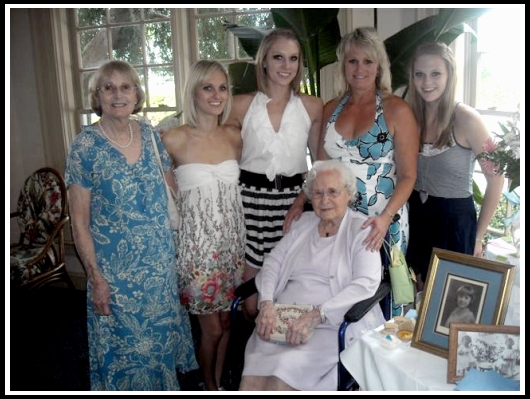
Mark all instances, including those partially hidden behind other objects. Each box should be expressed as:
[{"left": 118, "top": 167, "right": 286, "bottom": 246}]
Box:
[
  {"left": 72, "top": 8, "right": 177, "bottom": 126},
  {"left": 71, "top": 8, "right": 272, "bottom": 128},
  {"left": 456, "top": 7, "right": 522, "bottom": 238},
  {"left": 192, "top": 8, "right": 272, "bottom": 61}
]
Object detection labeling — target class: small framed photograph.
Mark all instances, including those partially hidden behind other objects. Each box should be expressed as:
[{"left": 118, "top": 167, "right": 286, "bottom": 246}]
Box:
[
  {"left": 411, "top": 248, "right": 516, "bottom": 358},
  {"left": 447, "top": 323, "right": 520, "bottom": 383}
]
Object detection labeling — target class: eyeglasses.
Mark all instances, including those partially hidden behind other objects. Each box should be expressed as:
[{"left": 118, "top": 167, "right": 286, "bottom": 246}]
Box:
[
  {"left": 312, "top": 186, "right": 347, "bottom": 200},
  {"left": 97, "top": 83, "right": 137, "bottom": 95}
]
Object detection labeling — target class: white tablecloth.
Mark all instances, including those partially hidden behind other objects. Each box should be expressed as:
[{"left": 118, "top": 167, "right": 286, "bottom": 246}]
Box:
[{"left": 340, "top": 327, "right": 456, "bottom": 391}]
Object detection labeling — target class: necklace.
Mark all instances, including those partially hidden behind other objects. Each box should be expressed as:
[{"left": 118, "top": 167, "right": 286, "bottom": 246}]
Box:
[
  {"left": 99, "top": 121, "right": 134, "bottom": 149},
  {"left": 320, "top": 223, "right": 337, "bottom": 237}
]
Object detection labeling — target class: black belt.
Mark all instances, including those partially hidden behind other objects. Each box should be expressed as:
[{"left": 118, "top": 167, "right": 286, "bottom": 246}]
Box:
[{"left": 239, "top": 170, "right": 304, "bottom": 190}]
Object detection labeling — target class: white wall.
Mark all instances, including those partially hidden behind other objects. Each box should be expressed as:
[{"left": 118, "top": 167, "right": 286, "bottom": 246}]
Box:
[{"left": 377, "top": 8, "right": 417, "bottom": 39}]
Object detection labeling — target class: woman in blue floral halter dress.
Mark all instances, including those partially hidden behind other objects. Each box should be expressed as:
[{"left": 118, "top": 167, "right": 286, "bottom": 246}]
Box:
[
  {"left": 285, "top": 27, "right": 418, "bottom": 264},
  {"left": 323, "top": 90, "right": 409, "bottom": 251}
]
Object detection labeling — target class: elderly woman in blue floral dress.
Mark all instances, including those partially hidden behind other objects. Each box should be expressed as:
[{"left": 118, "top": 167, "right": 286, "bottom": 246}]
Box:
[{"left": 65, "top": 60, "right": 198, "bottom": 391}]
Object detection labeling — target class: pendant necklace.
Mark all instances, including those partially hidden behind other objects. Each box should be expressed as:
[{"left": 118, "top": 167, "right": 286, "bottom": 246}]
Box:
[{"left": 99, "top": 122, "right": 133, "bottom": 149}]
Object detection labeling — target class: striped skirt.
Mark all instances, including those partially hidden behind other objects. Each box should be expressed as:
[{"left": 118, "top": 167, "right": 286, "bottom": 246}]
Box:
[{"left": 240, "top": 183, "right": 303, "bottom": 269}]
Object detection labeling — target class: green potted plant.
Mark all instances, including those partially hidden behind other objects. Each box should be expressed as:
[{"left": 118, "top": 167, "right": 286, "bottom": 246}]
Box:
[{"left": 226, "top": 8, "right": 491, "bottom": 95}]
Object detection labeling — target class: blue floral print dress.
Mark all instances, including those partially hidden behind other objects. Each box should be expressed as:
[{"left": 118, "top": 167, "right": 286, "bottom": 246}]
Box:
[
  {"left": 323, "top": 91, "right": 409, "bottom": 252},
  {"left": 65, "top": 122, "right": 198, "bottom": 391}
]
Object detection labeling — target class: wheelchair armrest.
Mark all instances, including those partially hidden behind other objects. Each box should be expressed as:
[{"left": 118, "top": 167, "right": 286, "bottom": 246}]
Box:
[
  {"left": 234, "top": 277, "right": 257, "bottom": 301},
  {"left": 343, "top": 281, "right": 391, "bottom": 323}
]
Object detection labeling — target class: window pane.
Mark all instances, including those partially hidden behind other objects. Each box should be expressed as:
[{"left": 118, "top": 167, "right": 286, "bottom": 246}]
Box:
[
  {"left": 476, "top": 9, "right": 521, "bottom": 112},
  {"left": 79, "top": 28, "right": 109, "bottom": 68},
  {"left": 76, "top": 8, "right": 106, "bottom": 28},
  {"left": 146, "top": 21, "right": 173, "bottom": 64},
  {"left": 197, "top": 16, "right": 234, "bottom": 59},
  {"left": 111, "top": 26, "right": 143, "bottom": 64},
  {"left": 147, "top": 66, "right": 176, "bottom": 108}
]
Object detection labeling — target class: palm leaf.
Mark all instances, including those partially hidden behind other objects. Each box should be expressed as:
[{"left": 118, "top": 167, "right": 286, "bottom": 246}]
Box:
[
  {"left": 228, "top": 62, "right": 257, "bottom": 95},
  {"left": 473, "top": 179, "right": 484, "bottom": 205},
  {"left": 385, "top": 8, "right": 491, "bottom": 91}
]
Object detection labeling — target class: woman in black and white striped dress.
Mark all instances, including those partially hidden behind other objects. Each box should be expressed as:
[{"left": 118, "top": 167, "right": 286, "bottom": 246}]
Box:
[{"left": 227, "top": 28, "right": 323, "bottom": 317}]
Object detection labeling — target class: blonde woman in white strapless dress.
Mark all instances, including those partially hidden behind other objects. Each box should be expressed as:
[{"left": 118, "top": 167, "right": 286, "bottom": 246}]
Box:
[{"left": 162, "top": 60, "right": 245, "bottom": 391}]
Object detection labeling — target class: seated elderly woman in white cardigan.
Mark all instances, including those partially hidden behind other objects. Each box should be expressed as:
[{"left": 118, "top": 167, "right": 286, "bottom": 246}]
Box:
[{"left": 239, "top": 159, "right": 385, "bottom": 391}]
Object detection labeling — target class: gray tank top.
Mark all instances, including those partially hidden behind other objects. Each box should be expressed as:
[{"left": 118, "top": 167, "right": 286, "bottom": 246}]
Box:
[{"left": 415, "top": 133, "right": 474, "bottom": 198}]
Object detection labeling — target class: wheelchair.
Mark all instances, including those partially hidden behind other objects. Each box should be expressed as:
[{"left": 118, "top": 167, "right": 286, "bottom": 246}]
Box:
[{"left": 229, "top": 237, "right": 392, "bottom": 391}]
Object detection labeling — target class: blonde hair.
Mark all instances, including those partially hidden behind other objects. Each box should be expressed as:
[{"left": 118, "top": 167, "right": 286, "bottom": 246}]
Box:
[
  {"left": 183, "top": 60, "right": 232, "bottom": 127},
  {"left": 88, "top": 60, "right": 145, "bottom": 117},
  {"left": 406, "top": 42, "right": 458, "bottom": 148},
  {"left": 255, "top": 28, "right": 304, "bottom": 95},
  {"left": 335, "top": 27, "right": 392, "bottom": 98}
]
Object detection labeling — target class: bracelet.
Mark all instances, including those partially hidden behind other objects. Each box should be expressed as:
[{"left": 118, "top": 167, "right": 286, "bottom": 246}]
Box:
[
  {"left": 384, "top": 209, "right": 394, "bottom": 221},
  {"left": 315, "top": 305, "right": 326, "bottom": 323}
]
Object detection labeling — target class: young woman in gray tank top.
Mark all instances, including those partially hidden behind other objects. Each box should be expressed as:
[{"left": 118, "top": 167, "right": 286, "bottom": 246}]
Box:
[{"left": 405, "top": 42, "right": 504, "bottom": 290}]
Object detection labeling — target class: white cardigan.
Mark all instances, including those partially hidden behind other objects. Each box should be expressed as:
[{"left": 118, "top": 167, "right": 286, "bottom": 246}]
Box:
[{"left": 256, "top": 208, "right": 386, "bottom": 344}]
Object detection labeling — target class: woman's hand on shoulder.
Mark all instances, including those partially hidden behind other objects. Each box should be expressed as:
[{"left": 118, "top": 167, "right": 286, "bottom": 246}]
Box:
[
  {"left": 283, "top": 194, "right": 306, "bottom": 234},
  {"left": 361, "top": 214, "right": 391, "bottom": 253}
]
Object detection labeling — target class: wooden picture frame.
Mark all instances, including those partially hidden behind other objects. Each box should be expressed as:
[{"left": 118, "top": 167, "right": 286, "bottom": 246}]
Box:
[
  {"left": 411, "top": 248, "right": 515, "bottom": 358},
  {"left": 447, "top": 323, "right": 520, "bottom": 383}
]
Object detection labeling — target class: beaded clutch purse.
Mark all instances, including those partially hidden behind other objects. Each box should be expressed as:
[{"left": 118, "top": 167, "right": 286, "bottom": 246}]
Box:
[{"left": 270, "top": 303, "right": 313, "bottom": 344}]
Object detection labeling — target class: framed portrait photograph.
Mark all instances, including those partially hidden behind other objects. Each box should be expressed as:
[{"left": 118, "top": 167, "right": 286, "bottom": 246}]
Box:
[
  {"left": 447, "top": 323, "right": 520, "bottom": 383},
  {"left": 411, "top": 248, "right": 516, "bottom": 358}
]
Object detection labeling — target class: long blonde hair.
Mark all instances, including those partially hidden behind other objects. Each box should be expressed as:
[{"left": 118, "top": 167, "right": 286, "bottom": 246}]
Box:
[
  {"left": 335, "top": 27, "right": 392, "bottom": 99},
  {"left": 255, "top": 28, "right": 304, "bottom": 95},
  {"left": 406, "top": 42, "right": 457, "bottom": 148},
  {"left": 183, "top": 60, "right": 232, "bottom": 127}
]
